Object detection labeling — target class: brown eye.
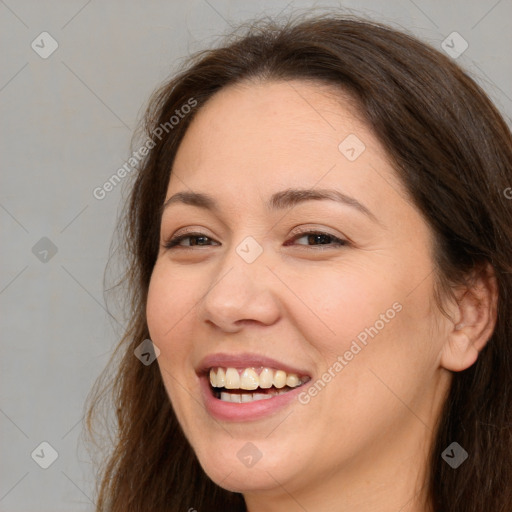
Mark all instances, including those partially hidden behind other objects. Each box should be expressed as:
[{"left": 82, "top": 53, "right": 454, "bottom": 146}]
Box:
[
  {"left": 163, "top": 233, "right": 219, "bottom": 249},
  {"left": 285, "top": 231, "right": 348, "bottom": 248}
]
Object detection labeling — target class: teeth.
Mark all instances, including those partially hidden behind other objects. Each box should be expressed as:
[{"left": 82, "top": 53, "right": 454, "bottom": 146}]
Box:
[
  {"left": 259, "top": 368, "right": 273, "bottom": 388},
  {"left": 216, "top": 367, "right": 226, "bottom": 387},
  {"left": 253, "top": 392, "right": 272, "bottom": 401},
  {"left": 221, "top": 391, "right": 244, "bottom": 403},
  {"left": 209, "top": 366, "right": 306, "bottom": 392},
  {"left": 218, "top": 389, "right": 289, "bottom": 403},
  {"left": 240, "top": 368, "right": 259, "bottom": 390},
  {"left": 225, "top": 368, "right": 240, "bottom": 389},
  {"left": 286, "top": 374, "right": 300, "bottom": 387},
  {"left": 209, "top": 369, "right": 217, "bottom": 387},
  {"left": 273, "top": 370, "right": 287, "bottom": 388}
]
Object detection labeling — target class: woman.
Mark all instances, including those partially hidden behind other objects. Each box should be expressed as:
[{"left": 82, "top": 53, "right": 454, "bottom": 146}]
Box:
[{"left": 86, "top": 13, "right": 512, "bottom": 512}]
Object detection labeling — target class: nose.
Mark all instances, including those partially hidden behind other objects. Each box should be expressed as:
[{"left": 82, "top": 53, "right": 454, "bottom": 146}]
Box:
[{"left": 199, "top": 244, "right": 282, "bottom": 333}]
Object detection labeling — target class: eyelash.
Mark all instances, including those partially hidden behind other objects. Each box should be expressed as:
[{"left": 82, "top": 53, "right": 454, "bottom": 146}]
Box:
[{"left": 162, "top": 230, "right": 348, "bottom": 250}]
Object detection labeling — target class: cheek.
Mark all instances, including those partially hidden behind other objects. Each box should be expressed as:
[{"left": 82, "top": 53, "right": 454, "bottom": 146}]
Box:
[
  {"left": 146, "top": 263, "right": 202, "bottom": 427},
  {"left": 146, "top": 263, "right": 201, "bottom": 373},
  {"left": 290, "top": 262, "right": 436, "bottom": 404},
  {"left": 147, "top": 262, "right": 194, "bottom": 337},
  {"left": 284, "top": 264, "right": 396, "bottom": 360}
]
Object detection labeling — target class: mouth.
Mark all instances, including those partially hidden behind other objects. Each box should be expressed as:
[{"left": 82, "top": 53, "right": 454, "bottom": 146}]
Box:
[
  {"left": 208, "top": 366, "right": 311, "bottom": 403},
  {"left": 196, "top": 353, "right": 312, "bottom": 421}
]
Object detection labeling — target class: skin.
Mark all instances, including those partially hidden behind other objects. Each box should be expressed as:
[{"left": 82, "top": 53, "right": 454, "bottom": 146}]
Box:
[{"left": 146, "top": 79, "right": 497, "bottom": 512}]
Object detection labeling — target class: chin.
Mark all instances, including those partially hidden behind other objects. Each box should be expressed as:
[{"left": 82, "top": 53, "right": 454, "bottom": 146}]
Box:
[
  {"left": 193, "top": 438, "right": 296, "bottom": 493},
  {"left": 202, "top": 461, "right": 288, "bottom": 493}
]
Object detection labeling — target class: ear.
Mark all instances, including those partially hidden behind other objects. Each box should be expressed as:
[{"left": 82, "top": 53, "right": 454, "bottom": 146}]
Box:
[{"left": 440, "top": 262, "right": 498, "bottom": 372}]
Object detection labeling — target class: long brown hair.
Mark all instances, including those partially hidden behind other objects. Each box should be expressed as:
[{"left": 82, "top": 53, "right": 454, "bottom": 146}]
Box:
[{"left": 85, "top": 12, "right": 512, "bottom": 511}]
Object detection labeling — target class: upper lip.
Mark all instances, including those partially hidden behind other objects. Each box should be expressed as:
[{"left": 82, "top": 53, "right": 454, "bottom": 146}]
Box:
[{"left": 196, "top": 352, "right": 311, "bottom": 377}]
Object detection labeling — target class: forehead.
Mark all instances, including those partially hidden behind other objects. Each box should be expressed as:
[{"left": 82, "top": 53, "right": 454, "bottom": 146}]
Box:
[
  {"left": 176, "top": 79, "right": 372, "bottom": 167},
  {"left": 169, "top": 79, "right": 408, "bottom": 220}
]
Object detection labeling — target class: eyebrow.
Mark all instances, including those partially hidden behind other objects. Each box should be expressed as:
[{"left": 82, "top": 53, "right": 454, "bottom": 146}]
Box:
[{"left": 162, "top": 188, "right": 379, "bottom": 223}]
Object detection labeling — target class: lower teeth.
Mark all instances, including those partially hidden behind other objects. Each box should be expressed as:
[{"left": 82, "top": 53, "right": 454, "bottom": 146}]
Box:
[{"left": 217, "top": 388, "right": 291, "bottom": 403}]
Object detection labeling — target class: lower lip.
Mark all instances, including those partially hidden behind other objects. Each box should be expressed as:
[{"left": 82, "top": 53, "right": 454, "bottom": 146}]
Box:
[{"left": 199, "top": 376, "right": 307, "bottom": 422}]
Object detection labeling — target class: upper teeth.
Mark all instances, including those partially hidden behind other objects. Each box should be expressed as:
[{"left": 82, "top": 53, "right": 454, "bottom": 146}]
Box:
[{"left": 209, "top": 367, "right": 306, "bottom": 390}]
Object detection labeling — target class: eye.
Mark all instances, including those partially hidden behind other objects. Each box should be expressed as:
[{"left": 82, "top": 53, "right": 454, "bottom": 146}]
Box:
[
  {"left": 163, "top": 232, "right": 219, "bottom": 249},
  {"left": 162, "top": 229, "right": 348, "bottom": 250},
  {"left": 284, "top": 230, "right": 348, "bottom": 249}
]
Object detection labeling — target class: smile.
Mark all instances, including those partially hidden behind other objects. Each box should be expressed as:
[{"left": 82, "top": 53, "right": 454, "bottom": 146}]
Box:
[{"left": 209, "top": 367, "right": 309, "bottom": 403}]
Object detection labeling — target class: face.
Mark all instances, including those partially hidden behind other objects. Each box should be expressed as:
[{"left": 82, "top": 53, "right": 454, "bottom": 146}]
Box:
[{"left": 146, "top": 80, "right": 450, "bottom": 501}]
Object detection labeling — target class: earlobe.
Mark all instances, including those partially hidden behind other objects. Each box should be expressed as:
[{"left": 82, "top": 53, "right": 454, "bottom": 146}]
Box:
[
  {"left": 440, "top": 263, "right": 498, "bottom": 372},
  {"left": 441, "top": 329, "right": 479, "bottom": 372}
]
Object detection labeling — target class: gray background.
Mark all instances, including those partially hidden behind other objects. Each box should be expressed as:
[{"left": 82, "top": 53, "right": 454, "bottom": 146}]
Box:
[{"left": 1, "top": 0, "right": 511, "bottom": 510}]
